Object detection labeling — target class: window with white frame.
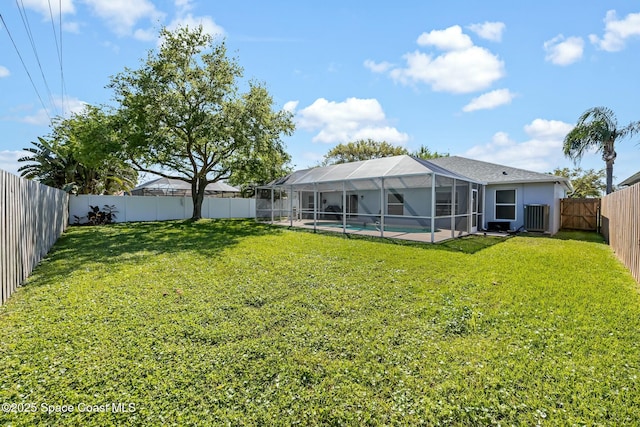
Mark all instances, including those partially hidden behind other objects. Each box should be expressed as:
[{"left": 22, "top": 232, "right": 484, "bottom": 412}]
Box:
[{"left": 495, "top": 189, "right": 516, "bottom": 220}]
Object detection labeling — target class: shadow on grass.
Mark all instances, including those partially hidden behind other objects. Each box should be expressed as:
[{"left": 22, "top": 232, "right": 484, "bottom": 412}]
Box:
[
  {"left": 36, "top": 219, "right": 282, "bottom": 282},
  {"left": 552, "top": 230, "right": 606, "bottom": 243},
  {"left": 518, "top": 230, "right": 606, "bottom": 244},
  {"left": 286, "top": 226, "right": 507, "bottom": 254}
]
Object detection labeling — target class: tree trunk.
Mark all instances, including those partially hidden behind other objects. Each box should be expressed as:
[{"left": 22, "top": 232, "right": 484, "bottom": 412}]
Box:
[
  {"left": 191, "top": 177, "right": 207, "bottom": 220},
  {"left": 603, "top": 139, "right": 616, "bottom": 195},
  {"left": 605, "top": 160, "right": 614, "bottom": 195}
]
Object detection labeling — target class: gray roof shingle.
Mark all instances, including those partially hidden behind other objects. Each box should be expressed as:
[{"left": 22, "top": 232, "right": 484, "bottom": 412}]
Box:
[{"left": 429, "top": 156, "right": 572, "bottom": 190}]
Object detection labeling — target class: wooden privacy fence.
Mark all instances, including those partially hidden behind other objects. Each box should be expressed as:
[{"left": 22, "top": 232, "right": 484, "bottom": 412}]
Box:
[
  {"left": 1, "top": 170, "right": 69, "bottom": 305},
  {"left": 560, "top": 198, "right": 601, "bottom": 231},
  {"left": 601, "top": 184, "right": 640, "bottom": 283}
]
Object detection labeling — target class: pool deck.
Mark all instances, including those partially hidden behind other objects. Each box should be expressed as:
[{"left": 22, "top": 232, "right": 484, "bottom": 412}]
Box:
[{"left": 268, "top": 219, "right": 473, "bottom": 243}]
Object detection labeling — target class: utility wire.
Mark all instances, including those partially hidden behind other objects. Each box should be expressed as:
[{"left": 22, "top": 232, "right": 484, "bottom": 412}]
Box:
[
  {"left": 0, "top": 13, "right": 52, "bottom": 124},
  {"left": 15, "top": 0, "right": 60, "bottom": 117},
  {"left": 47, "top": 0, "right": 66, "bottom": 116},
  {"left": 60, "top": 0, "right": 67, "bottom": 116}
]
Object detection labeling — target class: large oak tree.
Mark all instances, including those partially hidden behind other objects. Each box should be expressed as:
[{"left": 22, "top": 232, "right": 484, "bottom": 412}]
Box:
[
  {"left": 321, "top": 140, "right": 448, "bottom": 166},
  {"left": 109, "top": 26, "right": 294, "bottom": 219},
  {"left": 322, "top": 139, "right": 408, "bottom": 166}
]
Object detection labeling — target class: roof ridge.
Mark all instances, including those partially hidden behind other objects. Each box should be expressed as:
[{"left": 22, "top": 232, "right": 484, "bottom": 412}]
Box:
[{"left": 433, "top": 155, "right": 561, "bottom": 178}]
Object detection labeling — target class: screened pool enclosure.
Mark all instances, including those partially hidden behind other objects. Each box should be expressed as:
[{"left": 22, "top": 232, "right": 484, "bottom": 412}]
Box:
[{"left": 257, "top": 156, "right": 484, "bottom": 243}]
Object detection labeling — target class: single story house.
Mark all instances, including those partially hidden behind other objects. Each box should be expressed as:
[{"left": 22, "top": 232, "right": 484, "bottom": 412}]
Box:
[
  {"left": 429, "top": 156, "right": 572, "bottom": 235},
  {"left": 131, "top": 178, "right": 241, "bottom": 198},
  {"left": 257, "top": 155, "right": 571, "bottom": 242}
]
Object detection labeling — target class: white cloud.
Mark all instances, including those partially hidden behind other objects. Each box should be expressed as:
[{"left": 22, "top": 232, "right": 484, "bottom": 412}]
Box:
[
  {"left": 363, "top": 59, "right": 394, "bottom": 73},
  {"left": 20, "top": 96, "right": 87, "bottom": 126},
  {"left": 375, "top": 25, "right": 505, "bottom": 94},
  {"left": 62, "top": 21, "right": 81, "bottom": 33},
  {"left": 21, "top": 0, "right": 79, "bottom": 33},
  {"left": 0, "top": 66, "right": 9, "bottom": 78},
  {"left": 133, "top": 28, "right": 157, "bottom": 42},
  {"left": 283, "top": 101, "right": 299, "bottom": 113},
  {"left": 464, "top": 118, "right": 574, "bottom": 172},
  {"left": 417, "top": 25, "right": 473, "bottom": 50},
  {"left": 0, "top": 150, "right": 29, "bottom": 176},
  {"left": 102, "top": 40, "right": 120, "bottom": 53},
  {"left": 462, "top": 89, "right": 515, "bottom": 112},
  {"left": 21, "top": 0, "right": 75, "bottom": 18},
  {"left": 21, "top": 109, "right": 52, "bottom": 126},
  {"left": 544, "top": 35, "right": 584, "bottom": 65},
  {"left": 389, "top": 46, "right": 505, "bottom": 93},
  {"left": 60, "top": 96, "right": 89, "bottom": 116},
  {"left": 589, "top": 10, "right": 640, "bottom": 52},
  {"left": 524, "top": 118, "right": 574, "bottom": 140},
  {"left": 296, "top": 97, "right": 409, "bottom": 144},
  {"left": 351, "top": 126, "right": 409, "bottom": 144},
  {"left": 83, "top": 0, "right": 164, "bottom": 37},
  {"left": 175, "top": 0, "right": 194, "bottom": 14},
  {"left": 467, "top": 21, "right": 506, "bottom": 42},
  {"left": 165, "top": 13, "right": 225, "bottom": 39}
]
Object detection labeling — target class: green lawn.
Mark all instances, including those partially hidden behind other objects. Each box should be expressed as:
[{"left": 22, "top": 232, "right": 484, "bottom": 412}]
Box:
[{"left": 1, "top": 220, "right": 639, "bottom": 425}]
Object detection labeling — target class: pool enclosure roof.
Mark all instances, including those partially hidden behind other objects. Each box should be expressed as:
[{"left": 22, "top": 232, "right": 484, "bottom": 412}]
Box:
[
  {"left": 131, "top": 178, "right": 240, "bottom": 195},
  {"left": 269, "top": 155, "right": 482, "bottom": 187}
]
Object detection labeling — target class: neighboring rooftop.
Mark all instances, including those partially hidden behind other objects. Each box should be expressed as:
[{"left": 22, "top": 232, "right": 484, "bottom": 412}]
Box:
[
  {"left": 429, "top": 156, "right": 572, "bottom": 190},
  {"left": 619, "top": 171, "right": 640, "bottom": 187},
  {"left": 131, "top": 178, "right": 240, "bottom": 196}
]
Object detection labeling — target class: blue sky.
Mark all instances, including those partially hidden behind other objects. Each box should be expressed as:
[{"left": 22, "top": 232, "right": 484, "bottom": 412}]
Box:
[{"left": 1, "top": 1, "right": 640, "bottom": 184}]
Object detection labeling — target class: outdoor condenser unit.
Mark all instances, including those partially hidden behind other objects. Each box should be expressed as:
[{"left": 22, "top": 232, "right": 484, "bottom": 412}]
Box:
[{"left": 524, "top": 204, "right": 549, "bottom": 232}]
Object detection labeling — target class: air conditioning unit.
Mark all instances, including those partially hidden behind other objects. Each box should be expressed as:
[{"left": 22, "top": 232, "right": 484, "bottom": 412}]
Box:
[{"left": 524, "top": 204, "right": 549, "bottom": 232}]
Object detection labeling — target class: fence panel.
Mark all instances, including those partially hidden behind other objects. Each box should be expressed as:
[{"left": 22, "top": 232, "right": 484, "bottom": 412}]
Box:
[
  {"left": 0, "top": 170, "right": 69, "bottom": 305},
  {"left": 601, "top": 184, "right": 640, "bottom": 283},
  {"left": 69, "top": 195, "right": 255, "bottom": 224},
  {"left": 560, "top": 198, "right": 601, "bottom": 231}
]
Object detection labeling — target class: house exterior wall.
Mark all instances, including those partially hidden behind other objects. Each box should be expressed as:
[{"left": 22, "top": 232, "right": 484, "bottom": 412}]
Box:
[
  {"left": 484, "top": 182, "right": 565, "bottom": 234},
  {"left": 315, "top": 188, "right": 433, "bottom": 218}
]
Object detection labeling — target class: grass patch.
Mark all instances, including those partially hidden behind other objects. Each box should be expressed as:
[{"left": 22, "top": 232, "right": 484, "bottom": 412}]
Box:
[
  {"left": 552, "top": 230, "right": 607, "bottom": 243},
  {"left": 1, "top": 219, "right": 638, "bottom": 425}
]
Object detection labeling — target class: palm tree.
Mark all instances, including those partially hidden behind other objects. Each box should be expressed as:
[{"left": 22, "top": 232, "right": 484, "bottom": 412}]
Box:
[
  {"left": 18, "top": 137, "right": 137, "bottom": 194},
  {"left": 563, "top": 107, "right": 640, "bottom": 194},
  {"left": 18, "top": 137, "right": 77, "bottom": 189}
]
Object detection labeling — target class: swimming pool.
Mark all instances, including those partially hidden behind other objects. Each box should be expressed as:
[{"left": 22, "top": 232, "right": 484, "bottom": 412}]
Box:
[{"left": 304, "top": 221, "right": 433, "bottom": 234}]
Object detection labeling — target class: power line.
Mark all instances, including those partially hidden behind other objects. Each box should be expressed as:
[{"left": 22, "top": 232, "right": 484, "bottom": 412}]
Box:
[
  {"left": 47, "top": 0, "right": 66, "bottom": 116},
  {"left": 15, "top": 0, "right": 60, "bottom": 117},
  {"left": 0, "top": 13, "right": 52, "bottom": 124},
  {"left": 60, "top": 0, "right": 67, "bottom": 117}
]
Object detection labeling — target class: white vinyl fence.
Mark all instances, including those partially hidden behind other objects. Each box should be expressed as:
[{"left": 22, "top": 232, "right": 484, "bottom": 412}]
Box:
[
  {"left": 1, "top": 170, "right": 69, "bottom": 305},
  {"left": 69, "top": 195, "right": 256, "bottom": 224}
]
